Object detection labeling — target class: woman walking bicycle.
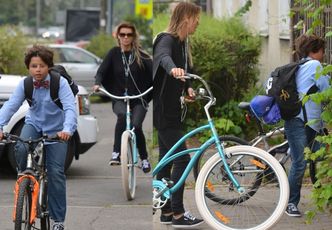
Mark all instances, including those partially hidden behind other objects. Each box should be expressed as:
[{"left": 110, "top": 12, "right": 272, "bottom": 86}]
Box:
[{"left": 153, "top": 2, "right": 203, "bottom": 228}]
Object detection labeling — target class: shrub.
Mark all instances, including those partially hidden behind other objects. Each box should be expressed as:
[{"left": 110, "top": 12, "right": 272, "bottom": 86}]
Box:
[
  {"left": 85, "top": 32, "right": 116, "bottom": 59},
  {"left": 190, "top": 15, "right": 261, "bottom": 137},
  {"left": 0, "top": 25, "right": 27, "bottom": 74}
]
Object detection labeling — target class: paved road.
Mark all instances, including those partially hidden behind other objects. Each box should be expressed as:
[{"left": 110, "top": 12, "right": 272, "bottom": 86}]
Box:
[{"left": 0, "top": 101, "right": 153, "bottom": 230}]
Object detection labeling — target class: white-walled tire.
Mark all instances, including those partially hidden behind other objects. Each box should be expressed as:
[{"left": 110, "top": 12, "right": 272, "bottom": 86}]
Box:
[
  {"left": 195, "top": 146, "right": 289, "bottom": 230},
  {"left": 121, "top": 131, "right": 136, "bottom": 200}
]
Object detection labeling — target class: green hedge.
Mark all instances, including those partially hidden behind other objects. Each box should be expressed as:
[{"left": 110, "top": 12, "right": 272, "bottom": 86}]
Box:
[
  {"left": 85, "top": 32, "right": 116, "bottom": 59},
  {"left": 0, "top": 26, "right": 27, "bottom": 75}
]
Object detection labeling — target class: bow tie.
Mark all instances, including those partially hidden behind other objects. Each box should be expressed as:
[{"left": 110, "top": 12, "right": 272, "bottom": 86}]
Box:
[{"left": 33, "top": 80, "right": 49, "bottom": 89}]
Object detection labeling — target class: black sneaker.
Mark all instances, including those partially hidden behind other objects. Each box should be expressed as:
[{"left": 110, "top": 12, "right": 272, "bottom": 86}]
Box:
[
  {"left": 109, "top": 152, "right": 120, "bottom": 165},
  {"left": 160, "top": 214, "right": 172, "bottom": 225},
  {"left": 285, "top": 203, "right": 301, "bottom": 217},
  {"left": 172, "top": 211, "right": 204, "bottom": 228}
]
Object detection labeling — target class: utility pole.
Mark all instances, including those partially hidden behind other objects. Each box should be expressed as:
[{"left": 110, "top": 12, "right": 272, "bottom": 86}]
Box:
[
  {"left": 100, "top": 0, "right": 107, "bottom": 32},
  {"left": 206, "top": 0, "right": 212, "bottom": 15},
  {"left": 80, "top": 0, "right": 85, "bottom": 8},
  {"left": 36, "top": 0, "right": 41, "bottom": 35},
  {"left": 106, "top": 0, "right": 113, "bottom": 34}
]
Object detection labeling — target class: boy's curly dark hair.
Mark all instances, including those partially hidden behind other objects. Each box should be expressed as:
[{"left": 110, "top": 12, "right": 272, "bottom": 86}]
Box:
[
  {"left": 295, "top": 34, "right": 325, "bottom": 59},
  {"left": 24, "top": 45, "right": 54, "bottom": 68}
]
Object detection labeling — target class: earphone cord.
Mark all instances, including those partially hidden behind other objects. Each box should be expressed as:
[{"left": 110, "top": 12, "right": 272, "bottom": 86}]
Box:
[{"left": 121, "top": 50, "right": 149, "bottom": 110}]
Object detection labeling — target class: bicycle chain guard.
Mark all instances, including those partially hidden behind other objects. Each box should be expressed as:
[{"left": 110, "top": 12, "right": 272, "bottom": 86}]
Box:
[{"left": 152, "top": 180, "right": 170, "bottom": 210}]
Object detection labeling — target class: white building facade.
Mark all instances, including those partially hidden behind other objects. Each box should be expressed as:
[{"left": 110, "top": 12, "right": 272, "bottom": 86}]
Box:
[{"left": 212, "top": 0, "right": 293, "bottom": 82}]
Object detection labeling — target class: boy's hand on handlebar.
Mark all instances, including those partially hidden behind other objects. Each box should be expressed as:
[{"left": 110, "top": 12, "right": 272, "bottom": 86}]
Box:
[
  {"left": 57, "top": 131, "right": 71, "bottom": 141},
  {"left": 0, "top": 131, "right": 3, "bottom": 141}
]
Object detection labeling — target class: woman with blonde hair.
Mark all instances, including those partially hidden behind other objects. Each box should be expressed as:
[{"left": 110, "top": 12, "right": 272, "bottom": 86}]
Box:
[
  {"left": 93, "top": 22, "right": 152, "bottom": 172},
  {"left": 153, "top": 2, "right": 203, "bottom": 228}
]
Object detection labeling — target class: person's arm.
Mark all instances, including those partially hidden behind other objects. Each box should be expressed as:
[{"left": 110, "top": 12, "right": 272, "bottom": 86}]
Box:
[
  {"left": 93, "top": 48, "right": 114, "bottom": 90},
  {"left": 58, "top": 77, "right": 77, "bottom": 140},
  {"left": 154, "top": 35, "right": 179, "bottom": 76}
]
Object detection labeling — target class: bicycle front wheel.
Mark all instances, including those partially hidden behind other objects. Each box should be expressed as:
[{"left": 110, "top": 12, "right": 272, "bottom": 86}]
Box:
[
  {"left": 193, "top": 136, "right": 252, "bottom": 204},
  {"left": 39, "top": 178, "right": 50, "bottom": 230},
  {"left": 121, "top": 131, "right": 136, "bottom": 200},
  {"left": 195, "top": 146, "right": 289, "bottom": 230},
  {"left": 14, "top": 177, "right": 33, "bottom": 230},
  {"left": 193, "top": 135, "right": 249, "bottom": 180}
]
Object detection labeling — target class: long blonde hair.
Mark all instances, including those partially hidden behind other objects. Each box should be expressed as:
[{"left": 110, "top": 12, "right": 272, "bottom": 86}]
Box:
[
  {"left": 115, "top": 22, "right": 149, "bottom": 68},
  {"left": 166, "top": 2, "right": 200, "bottom": 67},
  {"left": 166, "top": 2, "right": 201, "bottom": 37}
]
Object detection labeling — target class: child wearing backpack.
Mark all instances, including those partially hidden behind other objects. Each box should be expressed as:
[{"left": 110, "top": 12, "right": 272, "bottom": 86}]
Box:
[
  {"left": 0, "top": 45, "right": 77, "bottom": 230},
  {"left": 284, "top": 34, "right": 330, "bottom": 217}
]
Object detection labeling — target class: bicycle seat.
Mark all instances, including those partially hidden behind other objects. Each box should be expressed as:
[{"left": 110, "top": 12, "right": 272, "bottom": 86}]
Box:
[{"left": 238, "top": 102, "right": 250, "bottom": 111}]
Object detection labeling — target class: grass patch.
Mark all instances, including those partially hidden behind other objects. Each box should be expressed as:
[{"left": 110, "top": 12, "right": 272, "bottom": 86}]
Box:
[{"left": 89, "top": 95, "right": 111, "bottom": 104}]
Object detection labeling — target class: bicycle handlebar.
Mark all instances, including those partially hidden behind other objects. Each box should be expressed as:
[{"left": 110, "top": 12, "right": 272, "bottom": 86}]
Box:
[
  {"left": 1, "top": 133, "right": 61, "bottom": 144},
  {"left": 96, "top": 87, "right": 153, "bottom": 100},
  {"left": 177, "top": 74, "right": 215, "bottom": 100}
]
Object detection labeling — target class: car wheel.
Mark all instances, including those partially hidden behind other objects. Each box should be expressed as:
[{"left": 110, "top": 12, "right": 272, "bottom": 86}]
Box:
[{"left": 7, "top": 121, "right": 75, "bottom": 172}]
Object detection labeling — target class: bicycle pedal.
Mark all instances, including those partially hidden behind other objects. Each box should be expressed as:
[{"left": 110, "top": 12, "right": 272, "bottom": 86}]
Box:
[{"left": 161, "top": 178, "right": 174, "bottom": 188}]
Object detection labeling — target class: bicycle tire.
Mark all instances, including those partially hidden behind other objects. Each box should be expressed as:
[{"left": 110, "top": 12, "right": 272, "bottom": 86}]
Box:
[
  {"left": 39, "top": 178, "right": 50, "bottom": 230},
  {"left": 40, "top": 207, "right": 50, "bottom": 230},
  {"left": 14, "top": 177, "right": 33, "bottom": 230},
  {"left": 195, "top": 146, "right": 289, "bottom": 230},
  {"left": 121, "top": 131, "right": 136, "bottom": 200},
  {"left": 309, "top": 160, "right": 317, "bottom": 184}
]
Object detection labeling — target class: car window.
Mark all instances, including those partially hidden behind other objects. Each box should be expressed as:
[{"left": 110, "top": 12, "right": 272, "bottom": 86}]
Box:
[{"left": 59, "top": 48, "right": 97, "bottom": 64}]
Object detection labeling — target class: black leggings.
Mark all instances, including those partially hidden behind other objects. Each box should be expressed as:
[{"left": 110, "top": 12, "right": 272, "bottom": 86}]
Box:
[
  {"left": 112, "top": 101, "right": 148, "bottom": 160},
  {"left": 156, "top": 127, "right": 190, "bottom": 215}
]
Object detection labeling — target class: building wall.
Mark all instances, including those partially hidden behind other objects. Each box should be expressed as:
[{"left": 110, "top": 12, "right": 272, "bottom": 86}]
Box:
[{"left": 212, "top": 0, "right": 292, "bottom": 83}]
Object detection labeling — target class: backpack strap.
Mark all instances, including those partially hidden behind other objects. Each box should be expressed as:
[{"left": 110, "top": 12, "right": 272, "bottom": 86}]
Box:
[
  {"left": 49, "top": 71, "right": 63, "bottom": 109},
  {"left": 24, "top": 76, "right": 34, "bottom": 106}
]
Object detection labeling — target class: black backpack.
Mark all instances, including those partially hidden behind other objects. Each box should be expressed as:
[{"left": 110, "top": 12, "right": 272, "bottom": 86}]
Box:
[
  {"left": 265, "top": 59, "right": 318, "bottom": 120},
  {"left": 24, "top": 65, "right": 79, "bottom": 110}
]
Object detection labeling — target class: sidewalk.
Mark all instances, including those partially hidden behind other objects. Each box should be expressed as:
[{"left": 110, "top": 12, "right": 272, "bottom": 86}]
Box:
[{"left": 152, "top": 183, "right": 332, "bottom": 230}]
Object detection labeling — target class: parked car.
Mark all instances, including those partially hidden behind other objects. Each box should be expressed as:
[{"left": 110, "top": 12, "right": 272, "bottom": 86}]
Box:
[
  {"left": 0, "top": 74, "right": 98, "bottom": 171},
  {"left": 47, "top": 44, "right": 102, "bottom": 90}
]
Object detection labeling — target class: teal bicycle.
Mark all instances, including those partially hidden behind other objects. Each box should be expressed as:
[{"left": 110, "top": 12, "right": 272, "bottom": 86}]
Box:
[
  {"left": 152, "top": 74, "right": 289, "bottom": 230},
  {"left": 97, "top": 87, "right": 153, "bottom": 200}
]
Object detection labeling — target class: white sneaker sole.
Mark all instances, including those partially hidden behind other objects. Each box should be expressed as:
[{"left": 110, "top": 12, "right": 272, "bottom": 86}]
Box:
[{"left": 172, "top": 220, "right": 204, "bottom": 229}]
